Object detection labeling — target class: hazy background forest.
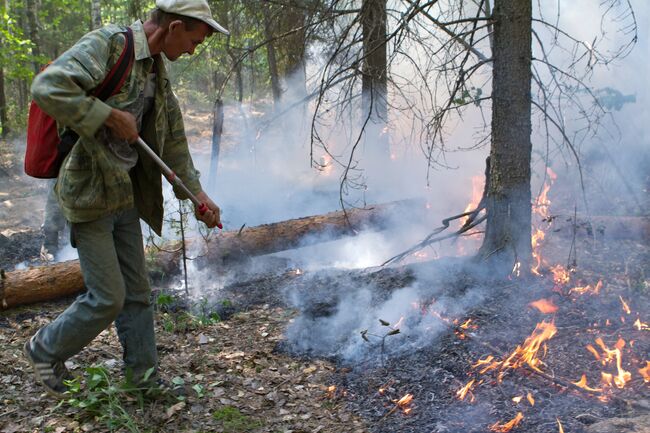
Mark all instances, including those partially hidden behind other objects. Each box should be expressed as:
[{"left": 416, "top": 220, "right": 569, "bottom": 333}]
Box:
[{"left": 0, "top": 0, "right": 648, "bottom": 267}]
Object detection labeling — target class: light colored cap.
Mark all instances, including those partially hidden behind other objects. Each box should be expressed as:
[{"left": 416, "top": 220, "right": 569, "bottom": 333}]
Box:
[{"left": 155, "top": 0, "right": 229, "bottom": 35}]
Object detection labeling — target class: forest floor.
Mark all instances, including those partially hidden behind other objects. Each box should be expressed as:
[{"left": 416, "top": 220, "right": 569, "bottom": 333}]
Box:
[
  {"left": 1, "top": 108, "right": 650, "bottom": 433},
  {"left": 0, "top": 108, "right": 370, "bottom": 433}
]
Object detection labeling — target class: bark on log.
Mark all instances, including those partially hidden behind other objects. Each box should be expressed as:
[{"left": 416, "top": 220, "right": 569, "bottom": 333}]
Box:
[
  {"left": 1, "top": 199, "right": 422, "bottom": 309},
  {"left": 1, "top": 261, "right": 83, "bottom": 309}
]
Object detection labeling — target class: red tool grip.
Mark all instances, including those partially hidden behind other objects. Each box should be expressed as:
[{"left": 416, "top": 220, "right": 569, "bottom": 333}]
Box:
[{"left": 197, "top": 203, "right": 222, "bottom": 229}]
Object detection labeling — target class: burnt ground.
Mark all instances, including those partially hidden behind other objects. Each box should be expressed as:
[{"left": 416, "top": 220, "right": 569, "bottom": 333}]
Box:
[
  {"left": 4, "top": 231, "right": 647, "bottom": 432},
  {"left": 176, "top": 223, "right": 650, "bottom": 432},
  {"left": 265, "top": 238, "right": 648, "bottom": 433},
  {"left": 2, "top": 118, "right": 650, "bottom": 433}
]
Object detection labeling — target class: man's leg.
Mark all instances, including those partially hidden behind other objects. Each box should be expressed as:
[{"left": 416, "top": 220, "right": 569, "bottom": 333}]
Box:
[
  {"left": 112, "top": 208, "right": 157, "bottom": 380},
  {"left": 29, "top": 214, "right": 127, "bottom": 364}
]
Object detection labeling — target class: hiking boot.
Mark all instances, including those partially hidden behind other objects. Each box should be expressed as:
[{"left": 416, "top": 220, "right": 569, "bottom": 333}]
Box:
[
  {"left": 23, "top": 338, "right": 69, "bottom": 398},
  {"left": 54, "top": 360, "right": 73, "bottom": 382}
]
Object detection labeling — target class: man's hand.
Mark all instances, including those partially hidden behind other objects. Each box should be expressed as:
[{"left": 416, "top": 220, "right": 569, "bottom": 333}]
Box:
[
  {"left": 105, "top": 108, "right": 138, "bottom": 142},
  {"left": 194, "top": 191, "right": 222, "bottom": 229}
]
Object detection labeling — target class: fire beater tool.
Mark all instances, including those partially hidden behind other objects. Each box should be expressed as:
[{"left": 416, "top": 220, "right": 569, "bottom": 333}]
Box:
[{"left": 134, "top": 137, "right": 222, "bottom": 229}]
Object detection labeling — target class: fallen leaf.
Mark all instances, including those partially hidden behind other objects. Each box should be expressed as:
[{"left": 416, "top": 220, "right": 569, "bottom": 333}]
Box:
[{"left": 165, "top": 401, "right": 186, "bottom": 419}]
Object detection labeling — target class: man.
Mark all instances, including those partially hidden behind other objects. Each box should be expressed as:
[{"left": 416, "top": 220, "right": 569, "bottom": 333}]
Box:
[{"left": 23, "top": 0, "right": 227, "bottom": 397}]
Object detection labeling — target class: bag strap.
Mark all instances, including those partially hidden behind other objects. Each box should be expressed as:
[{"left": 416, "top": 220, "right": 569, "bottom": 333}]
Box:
[{"left": 93, "top": 27, "right": 135, "bottom": 101}]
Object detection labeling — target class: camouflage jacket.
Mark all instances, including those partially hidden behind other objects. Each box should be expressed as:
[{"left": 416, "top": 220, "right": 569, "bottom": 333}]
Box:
[{"left": 31, "top": 20, "right": 202, "bottom": 235}]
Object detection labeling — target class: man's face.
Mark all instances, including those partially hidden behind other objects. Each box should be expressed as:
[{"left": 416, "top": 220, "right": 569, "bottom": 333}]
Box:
[{"left": 163, "top": 21, "right": 211, "bottom": 61}]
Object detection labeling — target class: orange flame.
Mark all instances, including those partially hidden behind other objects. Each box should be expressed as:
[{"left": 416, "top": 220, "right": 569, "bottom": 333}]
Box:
[
  {"left": 550, "top": 264, "right": 570, "bottom": 287},
  {"left": 568, "top": 280, "right": 602, "bottom": 296},
  {"left": 326, "top": 385, "right": 337, "bottom": 398},
  {"left": 489, "top": 412, "right": 524, "bottom": 432},
  {"left": 397, "top": 393, "right": 413, "bottom": 405},
  {"left": 526, "top": 392, "right": 535, "bottom": 406},
  {"left": 474, "top": 321, "right": 557, "bottom": 381},
  {"left": 634, "top": 319, "right": 649, "bottom": 330},
  {"left": 528, "top": 298, "right": 558, "bottom": 314},
  {"left": 572, "top": 374, "right": 603, "bottom": 392},
  {"left": 534, "top": 183, "right": 552, "bottom": 220},
  {"left": 396, "top": 393, "right": 414, "bottom": 414},
  {"left": 586, "top": 344, "right": 601, "bottom": 361},
  {"left": 500, "top": 321, "right": 557, "bottom": 376},
  {"left": 456, "top": 379, "right": 475, "bottom": 402},
  {"left": 531, "top": 229, "right": 546, "bottom": 276},
  {"left": 530, "top": 168, "right": 557, "bottom": 275},
  {"left": 461, "top": 176, "right": 485, "bottom": 226},
  {"left": 557, "top": 418, "right": 564, "bottom": 433},
  {"left": 472, "top": 355, "right": 495, "bottom": 374},
  {"left": 594, "top": 338, "right": 631, "bottom": 388},
  {"left": 619, "top": 296, "right": 631, "bottom": 314},
  {"left": 460, "top": 318, "right": 476, "bottom": 330}
]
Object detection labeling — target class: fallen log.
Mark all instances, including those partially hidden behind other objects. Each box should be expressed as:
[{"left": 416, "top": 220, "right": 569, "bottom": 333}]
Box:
[
  {"left": 1, "top": 261, "right": 83, "bottom": 309},
  {"left": 1, "top": 199, "right": 423, "bottom": 309}
]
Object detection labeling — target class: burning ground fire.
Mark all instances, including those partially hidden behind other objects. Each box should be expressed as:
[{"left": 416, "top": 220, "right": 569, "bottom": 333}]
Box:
[
  {"left": 311, "top": 166, "right": 648, "bottom": 432},
  {"left": 448, "top": 167, "right": 648, "bottom": 430},
  {"left": 369, "top": 166, "right": 648, "bottom": 431}
]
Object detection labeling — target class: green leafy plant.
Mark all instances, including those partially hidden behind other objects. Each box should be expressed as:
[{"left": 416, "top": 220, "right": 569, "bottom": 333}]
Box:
[
  {"left": 156, "top": 293, "right": 175, "bottom": 309},
  {"left": 59, "top": 366, "right": 144, "bottom": 433},
  {"left": 196, "top": 297, "right": 222, "bottom": 325}
]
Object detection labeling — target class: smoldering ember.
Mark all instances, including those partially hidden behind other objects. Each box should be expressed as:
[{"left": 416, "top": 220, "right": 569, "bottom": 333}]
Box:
[{"left": 0, "top": 1, "right": 649, "bottom": 433}]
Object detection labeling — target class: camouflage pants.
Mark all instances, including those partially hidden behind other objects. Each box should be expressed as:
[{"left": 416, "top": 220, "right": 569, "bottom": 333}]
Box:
[{"left": 31, "top": 207, "right": 157, "bottom": 379}]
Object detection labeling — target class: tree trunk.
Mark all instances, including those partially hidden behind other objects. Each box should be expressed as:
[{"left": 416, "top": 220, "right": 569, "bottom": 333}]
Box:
[
  {"left": 1, "top": 199, "right": 422, "bottom": 309},
  {"left": 361, "top": 0, "right": 389, "bottom": 153},
  {"left": 19, "top": 79, "right": 27, "bottom": 113},
  {"left": 477, "top": 0, "right": 533, "bottom": 273},
  {"left": 263, "top": 5, "right": 282, "bottom": 108},
  {"left": 281, "top": 3, "right": 307, "bottom": 104},
  {"left": 25, "top": 0, "right": 41, "bottom": 74},
  {"left": 0, "top": 0, "right": 8, "bottom": 137},
  {"left": 0, "top": 67, "right": 8, "bottom": 137},
  {"left": 208, "top": 98, "right": 224, "bottom": 192},
  {"left": 90, "top": 0, "right": 102, "bottom": 30},
  {"left": 226, "top": 48, "right": 244, "bottom": 103}
]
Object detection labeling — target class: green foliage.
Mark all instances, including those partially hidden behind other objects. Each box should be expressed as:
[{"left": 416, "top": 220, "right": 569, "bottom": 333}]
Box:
[
  {"left": 59, "top": 366, "right": 144, "bottom": 433},
  {"left": 192, "top": 383, "right": 206, "bottom": 398},
  {"left": 0, "top": 7, "right": 38, "bottom": 80},
  {"left": 0, "top": 0, "right": 319, "bottom": 133},
  {"left": 212, "top": 406, "right": 263, "bottom": 433},
  {"left": 158, "top": 298, "right": 222, "bottom": 333},
  {"left": 156, "top": 292, "right": 175, "bottom": 308}
]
